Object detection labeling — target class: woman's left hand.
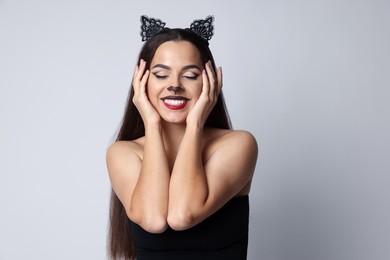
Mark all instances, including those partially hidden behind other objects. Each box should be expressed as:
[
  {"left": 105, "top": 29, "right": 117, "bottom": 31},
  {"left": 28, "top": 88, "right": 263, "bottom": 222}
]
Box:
[{"left": 186, "top": 61, "right": 223, "bottom": 128}]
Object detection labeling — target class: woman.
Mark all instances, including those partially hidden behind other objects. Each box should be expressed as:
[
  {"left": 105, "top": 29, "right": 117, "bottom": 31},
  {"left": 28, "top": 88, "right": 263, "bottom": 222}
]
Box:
[{"left": 106, "top": 16, "right": 258, "bottom": 260}]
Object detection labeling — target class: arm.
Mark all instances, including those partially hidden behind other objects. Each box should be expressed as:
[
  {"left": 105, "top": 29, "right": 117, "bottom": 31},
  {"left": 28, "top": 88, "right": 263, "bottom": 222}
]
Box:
[
  {"left": 167, "top": 62, "right": 258, "bottom": 230},
  {"left": 107, "top": 60, "right": 170, "bottom": 233},
  {"left": 168, "top": 129, "right": 258, "bottom": 230},
  {"left": 167, "top": 123, "right": 206, "bottom": 229},
  {"left": 130, "top": 124, "right": 170, "bottom": 233},
  {"left": 106, "top": 136, "right": 169, "bottom": 234}
]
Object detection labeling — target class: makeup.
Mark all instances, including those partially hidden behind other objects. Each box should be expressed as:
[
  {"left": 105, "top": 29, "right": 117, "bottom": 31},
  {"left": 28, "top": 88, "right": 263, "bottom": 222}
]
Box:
[{"left": 161, "top": 96, "right": 189, "bottom": 110}]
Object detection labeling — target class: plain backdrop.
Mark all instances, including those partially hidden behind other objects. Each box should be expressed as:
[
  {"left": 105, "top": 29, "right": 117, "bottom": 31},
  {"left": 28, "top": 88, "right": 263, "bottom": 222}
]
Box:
[{"left": 1, "top": 0, "right": 389, "bottom": 259}]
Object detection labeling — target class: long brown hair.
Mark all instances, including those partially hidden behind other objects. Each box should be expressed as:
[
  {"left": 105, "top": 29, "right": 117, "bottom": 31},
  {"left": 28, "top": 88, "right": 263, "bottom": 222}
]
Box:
[{"left": 108, "top": 28, "right": 232, "bottom": 259}]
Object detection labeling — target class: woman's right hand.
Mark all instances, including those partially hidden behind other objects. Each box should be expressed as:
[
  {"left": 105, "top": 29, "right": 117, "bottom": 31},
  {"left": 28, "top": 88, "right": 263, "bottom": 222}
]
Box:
[{"left": 132, "top": 59, "right": 161, "bottom": 126}]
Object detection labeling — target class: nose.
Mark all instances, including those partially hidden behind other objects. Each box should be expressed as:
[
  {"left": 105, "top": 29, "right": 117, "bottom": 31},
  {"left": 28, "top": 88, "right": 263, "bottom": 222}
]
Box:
[{"left": 167, "top": 85, "right": 184, "bottom": 95}]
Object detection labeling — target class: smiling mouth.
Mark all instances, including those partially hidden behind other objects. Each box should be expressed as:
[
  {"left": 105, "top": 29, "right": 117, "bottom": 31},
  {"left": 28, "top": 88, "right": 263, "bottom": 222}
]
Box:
[{"left": 161, "top": 96, "right": 190, "bottom": 109}]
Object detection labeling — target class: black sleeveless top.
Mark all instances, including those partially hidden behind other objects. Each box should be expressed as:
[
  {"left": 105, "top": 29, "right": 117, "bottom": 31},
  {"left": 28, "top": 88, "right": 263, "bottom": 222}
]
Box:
[{"left": 128, "top": 195, "right": 249, "bottom": 260}]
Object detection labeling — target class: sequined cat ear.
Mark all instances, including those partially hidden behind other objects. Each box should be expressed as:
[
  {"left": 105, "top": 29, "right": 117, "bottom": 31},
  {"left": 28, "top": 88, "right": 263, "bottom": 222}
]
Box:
[
  {"left": 189, "top": 16, "right": 214, "bottom": 41},
  {"left": 140, "top": 15, "right": 166, "bottom": 41}
]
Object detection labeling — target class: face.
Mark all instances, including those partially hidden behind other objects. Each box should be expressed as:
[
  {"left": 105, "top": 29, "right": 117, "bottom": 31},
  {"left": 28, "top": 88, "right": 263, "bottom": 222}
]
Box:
[{"left": 147, "top": 40, "right": 204, "bottom": 124}]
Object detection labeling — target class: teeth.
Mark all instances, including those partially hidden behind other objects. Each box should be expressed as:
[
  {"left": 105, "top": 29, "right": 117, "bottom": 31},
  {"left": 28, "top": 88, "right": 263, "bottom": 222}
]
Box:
[{"left": 164, "top": 99, "right": 186, "bottom": 106}]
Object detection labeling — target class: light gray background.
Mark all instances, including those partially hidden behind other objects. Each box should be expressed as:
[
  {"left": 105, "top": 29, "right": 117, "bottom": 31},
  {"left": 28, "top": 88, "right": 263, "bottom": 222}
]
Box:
[{"left": 1, "top": 0, "right": 389, "bottom": 259}]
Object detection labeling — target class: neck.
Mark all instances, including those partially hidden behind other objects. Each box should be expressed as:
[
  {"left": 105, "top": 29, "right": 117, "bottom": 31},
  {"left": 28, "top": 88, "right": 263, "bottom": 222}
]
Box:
[
  {"left": 159, "top": 121, "right": 188, "bottom": 169},
  {"left": 161, "top": 121, "right": 187, "bottom": 151}
]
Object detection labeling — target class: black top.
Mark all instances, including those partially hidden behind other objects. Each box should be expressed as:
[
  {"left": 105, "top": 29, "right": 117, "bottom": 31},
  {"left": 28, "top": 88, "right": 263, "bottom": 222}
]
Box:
[{"left": 128, "top": 195, "right": 249, "bottom": 260}]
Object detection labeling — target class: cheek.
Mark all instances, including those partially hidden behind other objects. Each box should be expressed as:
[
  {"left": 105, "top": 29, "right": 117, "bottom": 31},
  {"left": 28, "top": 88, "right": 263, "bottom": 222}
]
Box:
[
  {"left": 194, "top": 81, "right": 203, "bottom": 96},
  {"left": 145, "top": 83, "right": 156, "bottom": 99},
  {"left": 146, "top": 78, "right": 162, "bottom": 96},
  {"left": 187, "top": 78, "right": 203, "bottom": 94}
]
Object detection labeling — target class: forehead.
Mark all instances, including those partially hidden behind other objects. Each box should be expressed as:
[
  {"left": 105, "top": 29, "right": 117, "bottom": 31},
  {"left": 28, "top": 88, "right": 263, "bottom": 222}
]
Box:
[{"left": 151, "top": 41, "right": 202, "bottom": 67}]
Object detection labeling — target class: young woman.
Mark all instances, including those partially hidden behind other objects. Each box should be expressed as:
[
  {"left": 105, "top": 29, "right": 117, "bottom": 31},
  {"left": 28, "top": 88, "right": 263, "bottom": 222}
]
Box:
[{"left": 106, "top": 16, "right": 258, "bottom": 260}]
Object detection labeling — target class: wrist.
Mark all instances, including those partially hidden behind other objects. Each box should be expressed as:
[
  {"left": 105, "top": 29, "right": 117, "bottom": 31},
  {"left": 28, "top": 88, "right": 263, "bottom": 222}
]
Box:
[
  {"left": 186, "top": 117, "right": 205, "bottom": 130},
  {"left": 144, "top": 121, "right": 162, "bottom": 133},
  {"left": 185, "top": 121, "right": 204, "bottom": 134}
]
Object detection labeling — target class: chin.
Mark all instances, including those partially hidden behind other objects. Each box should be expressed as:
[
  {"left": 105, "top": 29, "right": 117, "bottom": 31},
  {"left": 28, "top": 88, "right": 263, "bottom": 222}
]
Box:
[{"left": 162, "top": 115, "right": 187, "bottom": 124}]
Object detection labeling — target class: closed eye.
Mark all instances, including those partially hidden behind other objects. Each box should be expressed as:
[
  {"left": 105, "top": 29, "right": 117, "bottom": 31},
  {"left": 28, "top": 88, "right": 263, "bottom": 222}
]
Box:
[
  {"left": 183, "top": 74, "right": 200, "bottom": 80},
  {"left": 152, "top": 72, "right": 168, "bottom": 79}
]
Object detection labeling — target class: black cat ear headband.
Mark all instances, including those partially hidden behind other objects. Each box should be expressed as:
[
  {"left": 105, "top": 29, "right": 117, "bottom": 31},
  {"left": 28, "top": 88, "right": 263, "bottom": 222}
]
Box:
[{"left": 140, "top": 15, "right": 214, "bottom": 42}]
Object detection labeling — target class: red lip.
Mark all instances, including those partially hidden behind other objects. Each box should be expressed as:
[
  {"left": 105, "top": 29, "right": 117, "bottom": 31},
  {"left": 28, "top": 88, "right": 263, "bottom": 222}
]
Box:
[
  {"left": 161, "top": 96, "right": 189, "bottom": 110},
  {"left": 163, "top": 100, "right": 188, "bottom": 110},
  {"left": 162, "top": 100, "right": 188, "bottom": 110}
]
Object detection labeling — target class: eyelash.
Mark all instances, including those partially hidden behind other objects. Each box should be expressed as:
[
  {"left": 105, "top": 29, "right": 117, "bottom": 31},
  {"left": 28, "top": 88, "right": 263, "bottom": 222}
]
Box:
[
  {"left": 153, "top": 73, "right": 199, "bottom": 80},
  {"left": 184, "top": 74, "right": 199, "bottom": 80},
  {"left": 154, "top": 74, "right": 168, "bottom": 79}
]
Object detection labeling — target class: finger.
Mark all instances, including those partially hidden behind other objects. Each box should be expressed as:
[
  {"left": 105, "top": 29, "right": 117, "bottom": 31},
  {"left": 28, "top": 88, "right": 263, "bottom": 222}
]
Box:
[
  {"left": 133, "top": 63, "right": 139, "bottom": 78},
  {"left": 133, "top": 60, "right": 146, "bottom": 95},
  {"left": 140, "top": 70, "right": 150, "bottom": 95},
  {"left": 206, "top": 60, "right": 216, "bottom": 78},
  {"left": 202, "top": 69, "right": 209, "bottom": 97},
  {"left": 205, "top": 61, "right": 216, "bottom": 98},
  {"left": 217, "top": 66, "right": 223, "bottom": 96},
  {"left": 132, "top": 63, "right": 139, "bottom": 87},
  {"left": 135, "top": 59, "right": 146, "bottom": 82},
  {"left": 132, "top": 65, "right": 140, "bottom": 98}
]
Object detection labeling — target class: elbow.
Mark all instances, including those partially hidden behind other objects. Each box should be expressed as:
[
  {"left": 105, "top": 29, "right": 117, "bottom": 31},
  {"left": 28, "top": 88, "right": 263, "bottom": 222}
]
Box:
[
  {"left": 142, "top": 218, "right": 168, "bottom": 234},
  {"left": 167, "top": 210, "right": 195, "bottom": 231},
  {"left": 126, "top": 208, "right": 168, "bottom": 234}
]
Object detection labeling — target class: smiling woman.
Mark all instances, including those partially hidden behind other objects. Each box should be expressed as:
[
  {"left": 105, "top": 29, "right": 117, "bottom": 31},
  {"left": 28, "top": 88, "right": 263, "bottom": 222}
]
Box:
[
  {"left": 147, "top": 41, "right": 203, "bottom": 122},
  {"left": 106, "top": 16, "right": 258, "bottom": 260}
]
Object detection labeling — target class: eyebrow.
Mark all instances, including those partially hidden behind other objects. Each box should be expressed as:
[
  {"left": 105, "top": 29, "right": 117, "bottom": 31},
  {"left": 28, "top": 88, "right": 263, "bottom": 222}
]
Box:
[{"left": 151, "top": 64, "right": 201, "bottom": 71}]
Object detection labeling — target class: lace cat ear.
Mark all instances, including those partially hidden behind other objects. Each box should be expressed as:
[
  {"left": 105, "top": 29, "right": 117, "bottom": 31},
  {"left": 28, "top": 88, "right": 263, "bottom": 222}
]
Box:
[
  {"left": 140, "top": 15, "right": 166, "bottom": 41},
  {"left": 189, "top": 16, "right": 214, "bottom": 41},
  {"left": 139, "top": 15, "right": 215, "bottom": 42}
]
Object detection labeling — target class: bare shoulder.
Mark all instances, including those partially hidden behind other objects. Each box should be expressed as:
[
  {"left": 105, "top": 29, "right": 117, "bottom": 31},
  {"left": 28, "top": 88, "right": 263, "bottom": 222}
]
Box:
[
  {"left": 106, "top": 138, "right": 145, "bottom": 181},
  {"left": 203, "top": 129, "right": 258, "bottom": 179},
  {"left": 221, "top": 129, "right": 257, "bottom": 144},
  {"left": 205, "top": 128, "right": 258, "bottom": 156},
  {"left": 203, "top": 128, "right": 258, "bottom": 197},
  {"left": 106, "top": 137, "right": 145, "bottom": 162},
  {"left": 106, "top": 138, "right": 146, "bottom": 207}
]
